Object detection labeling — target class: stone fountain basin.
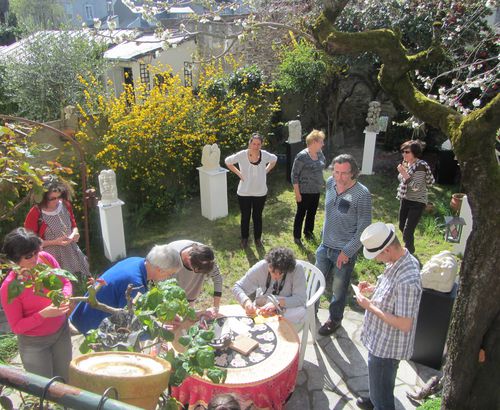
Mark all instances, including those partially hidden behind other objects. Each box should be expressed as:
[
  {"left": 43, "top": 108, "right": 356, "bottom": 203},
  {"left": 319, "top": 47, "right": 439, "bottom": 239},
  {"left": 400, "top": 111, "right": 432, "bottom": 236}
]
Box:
[{"left": 69, "top": 351, "right": 171, "bottom": 410}]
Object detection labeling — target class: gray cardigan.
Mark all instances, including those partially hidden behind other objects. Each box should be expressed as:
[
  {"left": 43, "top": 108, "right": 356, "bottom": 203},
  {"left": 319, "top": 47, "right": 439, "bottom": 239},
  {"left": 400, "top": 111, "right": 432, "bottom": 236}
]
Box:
[
  {"left": 232, "top": 260, "right": 306, "bottom": 308},
  {"left": 291, "top": 148, "right": 326, "bottom": 193}
]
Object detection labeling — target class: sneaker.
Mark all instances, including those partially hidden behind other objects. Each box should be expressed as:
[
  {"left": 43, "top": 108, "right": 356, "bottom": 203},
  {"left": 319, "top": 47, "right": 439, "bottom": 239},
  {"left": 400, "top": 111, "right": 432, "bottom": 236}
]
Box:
[
  {"left": 255, "top": 239, "right": 263, "bottom": 247},
  {"left": 356, "top": 397, "right": 374, "bottom": 409},
  {"left": 293, "top": 238, "right": 303, "bottom": 246},
  {"left": 240, "top": 238, "right": 248, "bottom": 248},
  {"left": 318, "top": 319, "right": 341, "bottom": 336}
]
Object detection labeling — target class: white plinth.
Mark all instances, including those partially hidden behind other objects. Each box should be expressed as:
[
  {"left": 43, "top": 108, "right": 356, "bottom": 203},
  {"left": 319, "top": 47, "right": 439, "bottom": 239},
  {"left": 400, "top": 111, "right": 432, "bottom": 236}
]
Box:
[
  {"left": 98, "top": 199, "right": 127, "bottom": 262},
  {"left": 453, "top": 195, "right": 472, "bottom": 256},
  {"left": 197, "top": 167, "right": 229, "bottom": 221},
  {"left": 360, "top": 130, "right": 378, "bottom": 175}
]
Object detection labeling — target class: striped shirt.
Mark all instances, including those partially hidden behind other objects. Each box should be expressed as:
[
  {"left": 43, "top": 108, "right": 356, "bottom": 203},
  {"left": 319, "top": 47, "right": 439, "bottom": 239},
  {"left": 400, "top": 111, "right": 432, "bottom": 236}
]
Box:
[
  {"left": 397, "top": 159, "right": 434, "bottom": 204},
  {"left": 321, "top": 177, "right": 372, "bottom": 258},
  {"left": 169, "top": 240, "right": 223, "bottom": 302},
  {"left": 361, "top": 250, "right": 422, "bottom": 359},
  {"left": 291, "top": 149, "right": 326, "bottom": 193}
]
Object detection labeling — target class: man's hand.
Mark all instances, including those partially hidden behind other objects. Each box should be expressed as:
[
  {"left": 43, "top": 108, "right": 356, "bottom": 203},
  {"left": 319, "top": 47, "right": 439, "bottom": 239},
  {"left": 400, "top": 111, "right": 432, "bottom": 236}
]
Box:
[
  {"left": 244, "top": 300, "right": 256, "bottom": 316},
  {"left": 336, "top": 251, "right": 349, "bottom": 269},
  {"left": 358, "top": 281, "right": 375, "bottom": 295},
  {"left": 295, "top": 192, "right": 302, "bottom": 203},
  {"left": 204, "top": 306, "right": 220, "bottom": 319},
  {"left": 355, "top": 293, "right": 371, "bottom": 311}
]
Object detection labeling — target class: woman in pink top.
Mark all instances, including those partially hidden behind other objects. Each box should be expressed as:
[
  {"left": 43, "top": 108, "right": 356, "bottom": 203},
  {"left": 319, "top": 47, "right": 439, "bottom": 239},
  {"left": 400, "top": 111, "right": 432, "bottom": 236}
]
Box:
[{"left": 1, "top": 228, "right": 73, "bottom": 380}]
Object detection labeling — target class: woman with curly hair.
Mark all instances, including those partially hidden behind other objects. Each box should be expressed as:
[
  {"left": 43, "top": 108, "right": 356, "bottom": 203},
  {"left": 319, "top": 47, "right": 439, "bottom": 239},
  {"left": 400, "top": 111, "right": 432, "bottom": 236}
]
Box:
[
  {"left": 24, "top": 176, "right": 90, "bottom": 278},
  {"left": 232, "top": 247, "right": 306, "bottom": 325}
]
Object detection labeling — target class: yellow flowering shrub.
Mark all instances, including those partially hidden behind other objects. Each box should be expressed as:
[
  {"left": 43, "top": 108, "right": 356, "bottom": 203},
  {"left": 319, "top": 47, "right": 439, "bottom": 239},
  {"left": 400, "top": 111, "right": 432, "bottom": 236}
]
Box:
[{"left": 76, "top": 63, "right": 279, "bottom": 215}]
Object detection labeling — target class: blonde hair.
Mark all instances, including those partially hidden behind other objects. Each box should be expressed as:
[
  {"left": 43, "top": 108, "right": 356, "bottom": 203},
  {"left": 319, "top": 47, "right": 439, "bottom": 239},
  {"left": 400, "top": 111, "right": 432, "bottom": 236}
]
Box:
[{"left": 305, "top": 129, "right": 325, "bottom": 146}]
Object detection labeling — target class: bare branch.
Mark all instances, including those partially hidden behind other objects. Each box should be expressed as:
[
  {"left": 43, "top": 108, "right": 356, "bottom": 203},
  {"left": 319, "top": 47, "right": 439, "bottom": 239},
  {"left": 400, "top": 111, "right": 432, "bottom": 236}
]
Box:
[{"left": 70, "top": 296, "right": 124, "bottom": 315}]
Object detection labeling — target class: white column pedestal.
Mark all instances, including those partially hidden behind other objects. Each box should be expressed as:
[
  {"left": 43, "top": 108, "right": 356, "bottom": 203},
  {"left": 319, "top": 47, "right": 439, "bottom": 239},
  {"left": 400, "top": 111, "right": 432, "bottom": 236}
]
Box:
[
  {"left": 197, "top": 167, "right": 229, "bottom": 220},
  {"left": 98, "top": 199, "right": 127, "bottom": 262},
  {"left": 361, "top": 130, "right": 378, "bottom": 175},
  {"left": 453, "top": 195, "right": 473, "bottom": 256}
]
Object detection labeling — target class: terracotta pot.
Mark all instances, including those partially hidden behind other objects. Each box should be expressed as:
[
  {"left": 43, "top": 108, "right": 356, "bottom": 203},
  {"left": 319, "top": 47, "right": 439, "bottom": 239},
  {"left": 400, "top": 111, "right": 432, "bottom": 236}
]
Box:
[
  {"left": 450, "top": 193, "right": 465, "bottom": 214},
  {"left": 69, "top": 352, "right": 171, "bottom": 410}
]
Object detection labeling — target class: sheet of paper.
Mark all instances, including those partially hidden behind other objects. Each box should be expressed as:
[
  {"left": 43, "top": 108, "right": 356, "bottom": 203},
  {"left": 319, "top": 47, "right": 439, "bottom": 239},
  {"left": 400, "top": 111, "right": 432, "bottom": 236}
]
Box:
[{"left": 351, "top": 284, "right": 362, "bottom": 298}]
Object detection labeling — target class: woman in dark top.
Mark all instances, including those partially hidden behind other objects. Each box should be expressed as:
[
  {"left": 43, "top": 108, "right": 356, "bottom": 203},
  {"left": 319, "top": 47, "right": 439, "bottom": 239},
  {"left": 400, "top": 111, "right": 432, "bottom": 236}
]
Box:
[{"left": 291, "top": 129, "right": 326, "bottom": 244}]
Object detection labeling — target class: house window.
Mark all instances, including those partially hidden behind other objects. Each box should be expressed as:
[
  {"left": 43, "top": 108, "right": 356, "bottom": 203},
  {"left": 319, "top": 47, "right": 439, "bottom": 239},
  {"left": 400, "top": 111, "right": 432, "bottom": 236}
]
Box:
[
  {"left": 140, "top": 64, "right": 150, "bottom": 90},
  {"left": 85, "top": 4, "right": 94, "bottom": 20}
]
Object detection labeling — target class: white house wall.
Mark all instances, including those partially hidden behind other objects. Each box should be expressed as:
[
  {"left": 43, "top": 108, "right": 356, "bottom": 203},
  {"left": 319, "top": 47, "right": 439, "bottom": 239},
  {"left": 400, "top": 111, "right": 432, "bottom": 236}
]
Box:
[{"left": 105, "top": 40, "right": 197, "bottom": 97}]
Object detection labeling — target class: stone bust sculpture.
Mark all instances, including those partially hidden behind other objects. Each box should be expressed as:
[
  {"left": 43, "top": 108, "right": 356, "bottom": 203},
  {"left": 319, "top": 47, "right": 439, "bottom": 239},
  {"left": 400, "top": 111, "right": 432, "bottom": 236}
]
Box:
[
  {"left": 365, "top": 101, "right": 382, "bottom": 132},
  {"left": 201, "top": 144, "right": 221, "bottom": 171},
  {"left": 99, "top": 169, "right": 118, "bottom": 204}
]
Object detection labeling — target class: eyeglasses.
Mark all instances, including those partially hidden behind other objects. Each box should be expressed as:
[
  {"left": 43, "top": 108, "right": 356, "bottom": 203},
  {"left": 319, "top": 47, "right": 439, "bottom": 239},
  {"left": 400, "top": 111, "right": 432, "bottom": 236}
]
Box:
[
  {"left": 48, "top": 195, "right": 61, "bottom": 201},
  {"left": 22, "top": 250, "right": 40, "bottom": 260},
  {"left": 401, "top": 150, "right": 411, "bottom": 154}
]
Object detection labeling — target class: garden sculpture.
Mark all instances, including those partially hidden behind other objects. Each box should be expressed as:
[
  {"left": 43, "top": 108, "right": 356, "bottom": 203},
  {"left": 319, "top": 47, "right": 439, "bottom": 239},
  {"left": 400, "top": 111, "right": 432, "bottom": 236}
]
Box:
[{"left": 201, "top": 144, "right": 221, "bottom": 171}]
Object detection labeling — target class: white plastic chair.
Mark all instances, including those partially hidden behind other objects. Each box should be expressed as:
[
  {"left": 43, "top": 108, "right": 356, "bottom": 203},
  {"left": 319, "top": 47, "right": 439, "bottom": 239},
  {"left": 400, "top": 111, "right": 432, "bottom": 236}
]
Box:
[{"left": 297, "top": 260, "right": 326, "bottom": 370}]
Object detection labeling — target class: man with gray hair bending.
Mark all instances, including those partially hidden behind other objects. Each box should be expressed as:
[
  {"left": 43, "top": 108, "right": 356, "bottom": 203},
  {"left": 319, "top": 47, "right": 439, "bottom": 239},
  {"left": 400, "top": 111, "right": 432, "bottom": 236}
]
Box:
[{"left": 70, "top": 244, "right": 181, "bottom": 334}]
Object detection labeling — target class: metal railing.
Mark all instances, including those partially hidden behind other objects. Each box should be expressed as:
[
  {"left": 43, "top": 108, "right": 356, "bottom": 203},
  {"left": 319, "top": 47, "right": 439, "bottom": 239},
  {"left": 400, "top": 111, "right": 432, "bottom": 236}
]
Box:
[{"left": 0, "top": 364, "right": 142, "bottom": 410}]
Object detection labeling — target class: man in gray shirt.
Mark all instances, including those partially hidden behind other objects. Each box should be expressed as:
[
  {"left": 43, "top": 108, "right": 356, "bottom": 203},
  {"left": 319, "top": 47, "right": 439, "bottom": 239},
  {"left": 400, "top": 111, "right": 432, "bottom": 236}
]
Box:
[{"left": 168, "top": 240, "right": 223, "bottom": 316}]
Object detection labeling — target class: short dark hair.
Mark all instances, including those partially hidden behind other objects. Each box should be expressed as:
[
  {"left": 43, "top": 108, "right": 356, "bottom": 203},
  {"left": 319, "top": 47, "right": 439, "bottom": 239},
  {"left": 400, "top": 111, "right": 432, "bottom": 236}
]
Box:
[
  {"left": 189, "top": 243, "right": 215, "bottom": 274},
  {"left": 265, "top": 247, "right": 296, "bottom": 274},
  {"left": 2, "top": 227, "right": 42, "bottom": 263},
  {"left": 38, "top": 176, "right": 73, "bottom": 208},
  {"left": 400, "top": 140, "right": 424, "bottom": 159},
  {"left": 331, "top": 154, "right": 360, "bottom": 179}
]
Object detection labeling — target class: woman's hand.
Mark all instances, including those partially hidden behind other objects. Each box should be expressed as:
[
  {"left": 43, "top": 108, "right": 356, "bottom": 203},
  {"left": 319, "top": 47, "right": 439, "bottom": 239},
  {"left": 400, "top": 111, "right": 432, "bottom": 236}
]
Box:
[
  {"left": 68, "top": 229, "right": 80, "bottom": 243},
  {"left": 259, "top": 302, "right": 277, "bottom": 316},
  {"left": 39, "top": 302, "right": 70, "bottom": 318},
  {"left": 56, "top": 236, "right": 72, "bottom": 246},
  {"left": 244, "top": 300, "right": 256, "bottom": 316},
  {"left": 397, "top": 164, "right": 409, "bottom": 180},
  {"left": 295, "top": 192, "right": 302, "bottom": 203}
]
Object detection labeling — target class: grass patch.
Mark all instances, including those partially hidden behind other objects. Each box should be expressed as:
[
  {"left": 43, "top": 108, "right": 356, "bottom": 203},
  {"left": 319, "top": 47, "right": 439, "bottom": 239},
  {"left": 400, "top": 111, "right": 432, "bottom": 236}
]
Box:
[
  {"left": 0, "top": 333, "right": 18, "bottom": 364},
  {"left": 417, "top": 397, "right": 442, "bottom": 409},
  {"left": 101, "top": 166, "right": 455, "bottom": 309}
]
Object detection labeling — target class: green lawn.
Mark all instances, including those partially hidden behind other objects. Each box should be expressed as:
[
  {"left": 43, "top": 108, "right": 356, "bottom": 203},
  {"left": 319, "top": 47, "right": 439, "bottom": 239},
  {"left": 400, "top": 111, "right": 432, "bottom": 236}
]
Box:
[{"left": 99, "top": 165, "right": 456, "bottom": 311}]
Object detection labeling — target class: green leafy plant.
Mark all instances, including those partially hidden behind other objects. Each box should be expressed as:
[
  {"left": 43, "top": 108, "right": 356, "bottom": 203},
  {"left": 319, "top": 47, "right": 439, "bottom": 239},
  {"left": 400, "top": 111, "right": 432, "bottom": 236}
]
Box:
[
  {"left": 78, "top": 278, "right": 226, "bottom": 399},
  {"left": 2, "top": 262, "right": 77, "bottom": 305}
]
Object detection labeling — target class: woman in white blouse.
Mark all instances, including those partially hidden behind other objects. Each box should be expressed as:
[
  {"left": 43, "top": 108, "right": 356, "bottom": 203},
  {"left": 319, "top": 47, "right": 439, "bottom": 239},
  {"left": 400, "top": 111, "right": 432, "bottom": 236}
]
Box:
[{"left": 225, "top": 133, "right": 277, "bottom": 248}]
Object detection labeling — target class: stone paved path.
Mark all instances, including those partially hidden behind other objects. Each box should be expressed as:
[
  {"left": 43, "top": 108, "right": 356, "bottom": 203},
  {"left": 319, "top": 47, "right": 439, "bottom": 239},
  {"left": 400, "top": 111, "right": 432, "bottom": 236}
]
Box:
[{"left": 286, "top": 308, "right": 441, "bottom": 410}]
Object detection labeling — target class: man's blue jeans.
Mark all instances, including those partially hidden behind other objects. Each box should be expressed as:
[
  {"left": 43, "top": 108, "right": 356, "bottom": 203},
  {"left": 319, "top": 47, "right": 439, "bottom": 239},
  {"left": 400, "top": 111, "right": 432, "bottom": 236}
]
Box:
[
  {"left": 368, "top": 353, "right": 400, "bottom": 410},
  {"left": 315, "top": 244, "right": 357, "bottom": 323}
]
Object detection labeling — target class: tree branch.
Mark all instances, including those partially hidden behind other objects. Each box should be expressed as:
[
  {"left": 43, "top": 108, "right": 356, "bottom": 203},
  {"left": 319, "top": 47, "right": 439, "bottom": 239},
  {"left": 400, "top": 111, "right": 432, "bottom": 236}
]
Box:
[{"left": 321, "top": 0, "right": 350, "bottom": 24}]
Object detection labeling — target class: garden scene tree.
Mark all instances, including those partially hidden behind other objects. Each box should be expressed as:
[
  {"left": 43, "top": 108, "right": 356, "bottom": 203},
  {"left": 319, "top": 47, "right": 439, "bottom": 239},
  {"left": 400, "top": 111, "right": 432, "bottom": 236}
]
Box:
[{"left": 0, "top": 0, "right": 499, "bottom": 408}]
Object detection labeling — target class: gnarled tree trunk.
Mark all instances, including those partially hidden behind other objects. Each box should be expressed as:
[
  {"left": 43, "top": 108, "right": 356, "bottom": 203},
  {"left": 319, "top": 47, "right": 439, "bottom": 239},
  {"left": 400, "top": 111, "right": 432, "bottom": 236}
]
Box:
[{"left": 311, "top": 1, "right": 500, "bottom": 408}]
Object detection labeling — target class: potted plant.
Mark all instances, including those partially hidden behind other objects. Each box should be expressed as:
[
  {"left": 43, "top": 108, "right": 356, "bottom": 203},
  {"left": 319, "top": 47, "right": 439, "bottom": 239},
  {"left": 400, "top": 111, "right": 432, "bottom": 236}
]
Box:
[{"left": 3, "top": 262, "right": 226, "bottom": 410}]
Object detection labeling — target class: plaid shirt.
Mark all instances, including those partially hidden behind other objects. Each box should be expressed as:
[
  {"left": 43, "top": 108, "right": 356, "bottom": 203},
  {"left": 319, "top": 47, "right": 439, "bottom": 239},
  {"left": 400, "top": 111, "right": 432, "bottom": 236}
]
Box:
[{"left": 361, "top": 250, "right": 422, "bottom": 359}]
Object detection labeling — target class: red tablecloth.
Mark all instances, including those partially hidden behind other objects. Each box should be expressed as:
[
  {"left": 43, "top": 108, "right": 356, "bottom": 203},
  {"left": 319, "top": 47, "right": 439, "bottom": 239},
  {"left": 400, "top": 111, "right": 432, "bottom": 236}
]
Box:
[
  {"left": 171, "top": 351, "right": 298, "bottom": 410},
  {"left": 170, "top": 305, "right": 300, "bottom": 410}
]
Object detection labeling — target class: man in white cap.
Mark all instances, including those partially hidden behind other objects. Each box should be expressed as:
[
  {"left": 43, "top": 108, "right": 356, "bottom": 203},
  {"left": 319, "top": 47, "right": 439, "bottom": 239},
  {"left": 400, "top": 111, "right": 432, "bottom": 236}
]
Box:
[{"left": 354, "top": 222, "right": 422, "bottom": 410}]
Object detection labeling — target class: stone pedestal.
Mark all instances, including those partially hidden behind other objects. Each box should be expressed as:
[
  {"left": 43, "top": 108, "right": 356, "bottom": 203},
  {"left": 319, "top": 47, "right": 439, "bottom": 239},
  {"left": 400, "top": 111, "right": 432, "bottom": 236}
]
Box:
[
  {"left": 360, "top": 130, "right": 378, "bottom": 175},
  {"left": 197, "top": 167, "right": 229, "bottom": 220},
  {"left": 453, "top": 195, "right": 472, "bottom": 256},
  {"left": 98, "top": 199, "right": 126, "bottom": 262}
]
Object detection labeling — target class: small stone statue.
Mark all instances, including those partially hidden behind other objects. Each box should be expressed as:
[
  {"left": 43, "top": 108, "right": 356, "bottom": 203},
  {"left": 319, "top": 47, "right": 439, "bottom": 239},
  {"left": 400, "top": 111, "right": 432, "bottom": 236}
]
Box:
[
  {"left": 287, "top": 120, "right": 302, "bottom": 143},
  {"left": 201, "top": 143, "right": 221, "bottom": 171},
  {"left": 365, "top": 101, "right": 382, "bottom": 132},
  {"left": 98, "top": 169, "right": 118, "bottom": 204}
]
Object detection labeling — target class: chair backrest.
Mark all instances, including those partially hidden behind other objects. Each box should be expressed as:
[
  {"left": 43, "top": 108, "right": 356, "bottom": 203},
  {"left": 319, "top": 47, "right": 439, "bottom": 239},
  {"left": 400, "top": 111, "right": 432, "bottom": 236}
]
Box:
[{"left": 297, "top": 260, "right": 326, "bottom": 308}]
